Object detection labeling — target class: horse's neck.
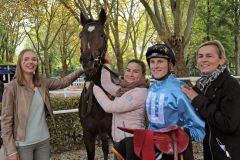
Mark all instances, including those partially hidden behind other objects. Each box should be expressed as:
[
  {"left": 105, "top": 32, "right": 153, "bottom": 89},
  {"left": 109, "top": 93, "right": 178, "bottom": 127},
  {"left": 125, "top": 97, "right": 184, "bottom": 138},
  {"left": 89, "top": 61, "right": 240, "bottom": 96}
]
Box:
[{"left": 91, "top": 69, "right": 102, "bottom": 86}]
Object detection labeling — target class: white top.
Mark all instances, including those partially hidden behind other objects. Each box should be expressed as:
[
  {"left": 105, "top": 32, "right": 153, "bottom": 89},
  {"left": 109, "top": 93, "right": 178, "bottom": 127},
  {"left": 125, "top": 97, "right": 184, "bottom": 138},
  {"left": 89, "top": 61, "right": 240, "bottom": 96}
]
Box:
[{"left": 16, "top": 88, "right": 49, "bottom": 146}]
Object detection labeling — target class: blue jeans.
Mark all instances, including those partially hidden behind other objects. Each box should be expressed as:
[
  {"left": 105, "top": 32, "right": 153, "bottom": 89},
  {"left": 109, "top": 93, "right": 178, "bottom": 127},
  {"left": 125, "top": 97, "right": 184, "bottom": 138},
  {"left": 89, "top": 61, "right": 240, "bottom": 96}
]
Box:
[{"left": 17, "top": 139, "right": 50, "bottom": 160}]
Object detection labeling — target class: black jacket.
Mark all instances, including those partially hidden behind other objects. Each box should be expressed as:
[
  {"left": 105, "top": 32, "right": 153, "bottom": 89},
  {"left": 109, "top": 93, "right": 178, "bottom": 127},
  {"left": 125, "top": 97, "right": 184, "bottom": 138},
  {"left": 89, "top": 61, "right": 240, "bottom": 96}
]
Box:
[{"left": 192, "top": 69, "right": 240, "bottom": 160}]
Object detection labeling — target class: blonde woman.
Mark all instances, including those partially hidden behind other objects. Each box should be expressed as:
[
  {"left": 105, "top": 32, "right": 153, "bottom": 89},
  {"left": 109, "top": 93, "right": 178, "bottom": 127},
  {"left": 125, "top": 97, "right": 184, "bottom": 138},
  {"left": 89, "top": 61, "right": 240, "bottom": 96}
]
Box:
[{"left": 182, "top": 40, "right": 240, "bottom": 160}]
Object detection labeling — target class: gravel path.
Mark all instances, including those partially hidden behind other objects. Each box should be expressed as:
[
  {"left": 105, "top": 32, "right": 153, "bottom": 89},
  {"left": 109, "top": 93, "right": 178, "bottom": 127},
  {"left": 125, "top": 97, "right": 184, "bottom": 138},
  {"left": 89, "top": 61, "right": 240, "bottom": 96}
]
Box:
[
  {"left": 51, "top": 142, "right": 203, "bottom": 160},
  {"left": 51, "top": 144, "right": 114, "bottom": 160}
]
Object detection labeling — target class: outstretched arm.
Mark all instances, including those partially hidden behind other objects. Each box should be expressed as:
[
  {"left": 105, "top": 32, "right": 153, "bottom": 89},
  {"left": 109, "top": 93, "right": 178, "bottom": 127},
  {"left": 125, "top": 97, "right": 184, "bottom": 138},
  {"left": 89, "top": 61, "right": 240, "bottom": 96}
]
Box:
[
  {"left": 85, "top": 82, "right": 147, "bottom": 113},
  {"left": 46, "top": 68, "right": 84, "bottom": 90}
]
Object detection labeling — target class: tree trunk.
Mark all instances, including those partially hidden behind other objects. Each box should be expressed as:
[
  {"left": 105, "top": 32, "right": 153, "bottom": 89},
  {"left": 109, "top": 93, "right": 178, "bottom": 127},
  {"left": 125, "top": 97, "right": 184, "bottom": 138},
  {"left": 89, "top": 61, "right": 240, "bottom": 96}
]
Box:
[
  {"left": 168, "top": 36, "right": 189, "bottom": 77},
  {"left": 235, "top": 35, "right": 240, "bottom": 75},
  {"left": 61, "top": 59, "right": 68, "bottom": 77},
  {"left": 115, "top": 42, "right": 124, "bottom": 75},
  {"left": 206, "top": 0, "right": 211, "bottom": 41},
  {"left": 44, "top": 49, "right": 50, "bottom": 77}
]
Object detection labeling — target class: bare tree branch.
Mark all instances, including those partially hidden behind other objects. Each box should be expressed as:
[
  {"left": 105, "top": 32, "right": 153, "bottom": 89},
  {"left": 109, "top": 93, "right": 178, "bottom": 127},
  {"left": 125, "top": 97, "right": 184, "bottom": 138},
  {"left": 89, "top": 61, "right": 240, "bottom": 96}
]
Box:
[
  {"left": 160, "top": 0, "right": 170, "bottom": 34},
  {"left": 184, "top": 0, "right": 197, "bottom": 46},
  {"left": 59, "top": 0, "right": 81, "bottom": 23}
]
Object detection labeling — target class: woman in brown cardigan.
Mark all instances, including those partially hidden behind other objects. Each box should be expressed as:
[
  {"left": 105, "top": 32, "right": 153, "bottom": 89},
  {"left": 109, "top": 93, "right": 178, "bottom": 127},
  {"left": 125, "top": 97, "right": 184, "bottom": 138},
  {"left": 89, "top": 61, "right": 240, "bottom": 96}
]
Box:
[{"left": 1, "top": 49, "right": 84, "bottom": 160}]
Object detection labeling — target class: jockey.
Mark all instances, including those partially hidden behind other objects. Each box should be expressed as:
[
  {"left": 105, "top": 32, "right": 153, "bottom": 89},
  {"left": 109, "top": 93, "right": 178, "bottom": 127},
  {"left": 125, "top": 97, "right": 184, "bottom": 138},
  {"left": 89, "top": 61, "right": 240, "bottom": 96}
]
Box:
[
  {"left": 145, "top": 44, "right": 205, "bottom": 141},
  {"left": 113, "top": 44, "right": 205, "bottom": 160}
]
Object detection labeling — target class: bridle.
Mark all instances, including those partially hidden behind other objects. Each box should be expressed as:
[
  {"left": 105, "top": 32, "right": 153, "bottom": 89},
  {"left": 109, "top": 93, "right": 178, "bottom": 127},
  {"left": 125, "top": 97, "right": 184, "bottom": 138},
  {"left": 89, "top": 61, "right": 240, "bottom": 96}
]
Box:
[
  {"left": 80, "top": 22, "right": 108, "bottom": 72},
  {"left": 80, "top": 21, "right": 109, "bottom": 118}
]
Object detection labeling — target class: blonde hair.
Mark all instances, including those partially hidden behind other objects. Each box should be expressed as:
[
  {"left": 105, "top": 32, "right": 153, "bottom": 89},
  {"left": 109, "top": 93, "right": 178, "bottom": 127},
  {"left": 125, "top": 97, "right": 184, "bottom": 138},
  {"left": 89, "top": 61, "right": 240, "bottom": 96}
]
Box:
[
  {"left": 197, "top": 40, "right": 227, "bottom": 63},
  {"left": 14, "top": 49, "right": 40, "bottom": 86}
]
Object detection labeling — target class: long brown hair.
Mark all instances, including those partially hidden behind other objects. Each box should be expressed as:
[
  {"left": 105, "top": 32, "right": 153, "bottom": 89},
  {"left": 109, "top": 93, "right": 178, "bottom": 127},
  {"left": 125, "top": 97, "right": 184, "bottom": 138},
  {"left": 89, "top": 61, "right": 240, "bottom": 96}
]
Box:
[{"left": 14, "top": 49, "right": 40, "bottom": 86}]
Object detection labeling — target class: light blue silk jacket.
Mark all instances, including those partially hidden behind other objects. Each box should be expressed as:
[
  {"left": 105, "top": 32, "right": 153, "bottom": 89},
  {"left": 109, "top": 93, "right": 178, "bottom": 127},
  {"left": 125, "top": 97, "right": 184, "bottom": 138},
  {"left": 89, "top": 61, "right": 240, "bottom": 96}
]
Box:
[{"left": 146, "top": 74, "right": 205, "bottom": 141}]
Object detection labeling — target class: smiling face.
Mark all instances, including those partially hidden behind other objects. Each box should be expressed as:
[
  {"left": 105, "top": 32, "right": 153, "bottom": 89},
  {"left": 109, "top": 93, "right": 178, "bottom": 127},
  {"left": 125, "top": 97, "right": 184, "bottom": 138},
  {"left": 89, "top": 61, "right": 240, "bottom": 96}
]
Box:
[
  {"left": 197, "top": 45, "right": 225, "bottom": 74},
  {"left": 124, "top": 62, "right": 145, "bottom": 83},
  {"left": 21, "top": 51, "right": 38, "bottom": 75},
  {"left": 149, "top": 57, "right": 171, "bottom": 79}
]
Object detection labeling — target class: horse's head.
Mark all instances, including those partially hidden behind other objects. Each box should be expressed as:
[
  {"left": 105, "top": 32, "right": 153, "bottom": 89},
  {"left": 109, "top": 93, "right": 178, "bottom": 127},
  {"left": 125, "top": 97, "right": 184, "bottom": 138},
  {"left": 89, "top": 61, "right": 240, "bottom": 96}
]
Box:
[{"left": 79, "top": 9, "right": 107, "bottom": 80}]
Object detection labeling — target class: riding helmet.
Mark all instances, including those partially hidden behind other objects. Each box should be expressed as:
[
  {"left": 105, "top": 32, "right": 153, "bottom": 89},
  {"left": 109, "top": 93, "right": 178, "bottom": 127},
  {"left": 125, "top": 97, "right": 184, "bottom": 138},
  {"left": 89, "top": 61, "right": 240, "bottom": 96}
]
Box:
[{"left": 146, "top": 44, "right": 176, "bottom": 66}]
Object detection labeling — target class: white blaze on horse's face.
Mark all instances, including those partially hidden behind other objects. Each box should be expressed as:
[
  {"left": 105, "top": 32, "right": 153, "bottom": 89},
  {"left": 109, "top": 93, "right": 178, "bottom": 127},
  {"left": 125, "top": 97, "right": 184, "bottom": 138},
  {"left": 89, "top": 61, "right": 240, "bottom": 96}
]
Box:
[
  {"left": 87, "top": 25, "right": 96, "bottom": 49},
  {"left": 88, "top": 25, "right": 95, "bottom": 32},
  {"left": 88, "top": 42, "right": 91, "bottom": 49}
]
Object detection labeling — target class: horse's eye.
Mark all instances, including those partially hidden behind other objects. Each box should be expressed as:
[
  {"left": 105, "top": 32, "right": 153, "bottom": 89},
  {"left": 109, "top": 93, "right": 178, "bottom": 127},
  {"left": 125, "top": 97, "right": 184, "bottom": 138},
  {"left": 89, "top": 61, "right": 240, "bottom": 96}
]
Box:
[{"left": 101, "top": 34, "right": 105, "bottom": 38}]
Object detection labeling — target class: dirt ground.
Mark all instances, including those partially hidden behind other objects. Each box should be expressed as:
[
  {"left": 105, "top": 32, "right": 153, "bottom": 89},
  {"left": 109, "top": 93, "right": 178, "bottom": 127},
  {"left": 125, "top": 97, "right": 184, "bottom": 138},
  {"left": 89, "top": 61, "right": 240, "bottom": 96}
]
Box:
[{"left": 50, "top": 142, "right": 203, "bottom": 160}]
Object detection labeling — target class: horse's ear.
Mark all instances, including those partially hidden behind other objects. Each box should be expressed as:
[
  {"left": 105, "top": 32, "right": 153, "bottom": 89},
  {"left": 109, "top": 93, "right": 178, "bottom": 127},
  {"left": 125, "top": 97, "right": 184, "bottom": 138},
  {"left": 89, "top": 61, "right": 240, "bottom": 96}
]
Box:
[
  {"left": 80, "top": 12, "right": 87, "bottom": 26},
  {"left": 99, "top": 8, "right": 106, "bottom": 25}
]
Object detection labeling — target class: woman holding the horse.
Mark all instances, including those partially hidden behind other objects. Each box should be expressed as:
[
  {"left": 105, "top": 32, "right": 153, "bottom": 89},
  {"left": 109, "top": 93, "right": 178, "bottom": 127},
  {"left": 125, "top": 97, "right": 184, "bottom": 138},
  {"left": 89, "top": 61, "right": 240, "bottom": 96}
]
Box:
[
  {"left": 114, "top": 44, "right": 205, "bottom": 160},
  {"left": 85, "top": 58, "right": 149, "bottom": 154},
  {"left": 1, "top": 49, "right": 84, "bottom": 160},
  {"left": 182, "top": 40, "right": 240, "bottom": 160}
]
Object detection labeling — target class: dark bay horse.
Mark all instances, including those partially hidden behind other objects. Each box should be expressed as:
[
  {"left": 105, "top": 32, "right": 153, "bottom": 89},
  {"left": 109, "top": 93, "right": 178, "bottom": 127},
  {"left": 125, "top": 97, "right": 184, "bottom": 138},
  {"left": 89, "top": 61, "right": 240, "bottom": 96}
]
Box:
[{"left": 78, "top": 9, "right": 112, "bottom": 160}]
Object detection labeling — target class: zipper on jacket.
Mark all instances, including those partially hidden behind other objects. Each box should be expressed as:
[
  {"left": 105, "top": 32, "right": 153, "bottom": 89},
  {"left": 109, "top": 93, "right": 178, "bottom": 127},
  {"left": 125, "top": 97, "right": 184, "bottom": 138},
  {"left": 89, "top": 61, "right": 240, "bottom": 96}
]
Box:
[
  {"left": 207, "top": 120, "right": 214, "bottom": 160},
  {"left": 204, "top": 86, "right": 214, "bottom": 160},
  {"left": 216, "top": 137, "right": 231, "bottom": 159}
]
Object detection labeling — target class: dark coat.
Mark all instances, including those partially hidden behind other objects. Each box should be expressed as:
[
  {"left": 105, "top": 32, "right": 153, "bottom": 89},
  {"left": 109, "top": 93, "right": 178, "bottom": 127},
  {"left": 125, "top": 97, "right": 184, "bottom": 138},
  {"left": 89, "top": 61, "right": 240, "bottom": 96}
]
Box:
[
  {"left": 0, "top": 81, "right": 4, "bottom": 102},
  {"left": 192, "top": 69, "right": 240, "bottom": 160}
]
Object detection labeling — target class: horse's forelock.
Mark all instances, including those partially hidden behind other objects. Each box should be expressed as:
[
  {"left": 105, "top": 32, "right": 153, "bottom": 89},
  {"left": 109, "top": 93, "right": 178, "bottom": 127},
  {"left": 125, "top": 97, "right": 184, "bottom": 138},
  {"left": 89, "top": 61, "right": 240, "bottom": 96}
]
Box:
[{"left": 79, "top": 17, "right": 107, "bottom": 80}]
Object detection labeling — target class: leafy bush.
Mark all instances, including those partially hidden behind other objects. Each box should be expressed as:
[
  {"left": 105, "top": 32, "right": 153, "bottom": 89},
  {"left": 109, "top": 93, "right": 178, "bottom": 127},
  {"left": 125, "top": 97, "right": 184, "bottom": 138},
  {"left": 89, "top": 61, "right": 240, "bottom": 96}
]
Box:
[{"left": 48, "top": 97, "right": 83, "bottom": 153}]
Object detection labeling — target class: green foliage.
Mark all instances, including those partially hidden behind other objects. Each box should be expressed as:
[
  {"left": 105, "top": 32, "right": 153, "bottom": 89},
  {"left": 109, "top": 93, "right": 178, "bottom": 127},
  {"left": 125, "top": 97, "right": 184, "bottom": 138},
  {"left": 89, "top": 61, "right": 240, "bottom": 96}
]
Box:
[
  {"left": 47, "top": 97, "right": 82, "bottom": 153},
  {"left": 2, "top": 0, "right": 240, "bottom": 75},
  {"left": 188, "top": 0, "right": 236, "bottom": 75}
]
